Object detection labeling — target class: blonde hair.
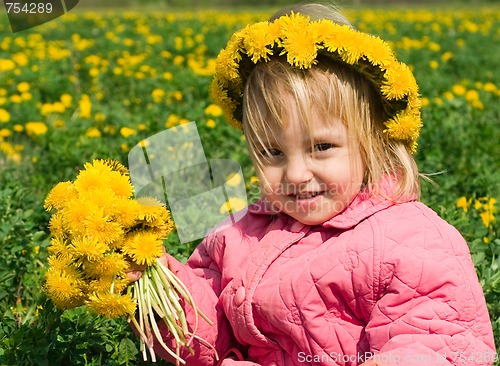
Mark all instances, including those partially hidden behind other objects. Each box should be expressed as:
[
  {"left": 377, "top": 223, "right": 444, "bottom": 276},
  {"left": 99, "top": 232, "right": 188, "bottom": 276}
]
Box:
[
  {"left": 240, "top": 2, "right": 421, "bottom": 202},
  {"left": 269, "top": 1, "right": 351, "bottom": 25},
  {"left": 242, "top": 56, "right": 421, "bottom": 202}
]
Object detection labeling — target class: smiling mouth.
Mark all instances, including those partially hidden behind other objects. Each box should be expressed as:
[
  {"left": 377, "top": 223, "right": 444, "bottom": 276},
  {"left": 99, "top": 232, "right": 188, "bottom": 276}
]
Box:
[{"left": 293, "top": 191, "right": 325, "bottom": 200}]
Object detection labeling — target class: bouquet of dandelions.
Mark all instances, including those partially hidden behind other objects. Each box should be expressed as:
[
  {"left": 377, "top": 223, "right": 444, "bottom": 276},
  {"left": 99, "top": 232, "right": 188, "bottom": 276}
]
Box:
[{"left": 43, "top": 159, "right": 214, "bottom": 364}]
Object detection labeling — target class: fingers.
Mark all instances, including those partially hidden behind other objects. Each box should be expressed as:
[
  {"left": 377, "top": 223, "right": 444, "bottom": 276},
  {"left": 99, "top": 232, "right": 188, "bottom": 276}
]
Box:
[
  {"left": 127, "top": 270, "right": 143, "bottom": 283},
  {"left": 125, "top": 256, "right": 147, "bottom": 283},
  {"left": 125, "top": 247, "right": 169, "bottom": 283}
]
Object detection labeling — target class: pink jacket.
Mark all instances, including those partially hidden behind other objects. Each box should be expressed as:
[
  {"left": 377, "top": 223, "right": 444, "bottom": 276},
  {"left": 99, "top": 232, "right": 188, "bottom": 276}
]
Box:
[{"left": 155, "top": 187, "right": 495, "bottom": 365}]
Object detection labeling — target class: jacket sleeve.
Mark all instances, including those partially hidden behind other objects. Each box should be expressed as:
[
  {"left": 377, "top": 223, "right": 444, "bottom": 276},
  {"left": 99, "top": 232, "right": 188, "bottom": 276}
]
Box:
[
  {"left": 363, "top": 205, "right": 496, "bottom": 366},
  {"left": 151, "top": 233, "right": 241, "bottom": 366}
]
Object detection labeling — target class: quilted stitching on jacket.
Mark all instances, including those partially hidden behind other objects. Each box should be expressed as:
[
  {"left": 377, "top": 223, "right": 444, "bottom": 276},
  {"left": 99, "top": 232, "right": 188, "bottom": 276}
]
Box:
[{"left": 153, "top": 189, "right": 495, "bottom": 366}]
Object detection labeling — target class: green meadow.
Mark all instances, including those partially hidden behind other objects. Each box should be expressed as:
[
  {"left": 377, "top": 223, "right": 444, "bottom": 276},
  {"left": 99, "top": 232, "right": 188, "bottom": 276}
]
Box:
[{"left": 0, "top": 6, "right": 498, "bottom": 365}]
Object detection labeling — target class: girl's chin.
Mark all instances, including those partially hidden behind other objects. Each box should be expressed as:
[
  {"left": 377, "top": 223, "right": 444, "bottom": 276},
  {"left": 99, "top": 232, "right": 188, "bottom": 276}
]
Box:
[{"left": 272, "top": 195, "right": 345, "bottom": 225}]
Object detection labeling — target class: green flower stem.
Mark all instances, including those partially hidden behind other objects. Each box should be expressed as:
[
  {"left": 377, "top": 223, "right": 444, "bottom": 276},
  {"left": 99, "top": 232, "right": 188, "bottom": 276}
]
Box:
[
  {"left": 165, "top": 279, "right": 189, "bottom": 334},
  {"left": 147, "top": 271, "right": 183, "bottom": 344},
  {"left": 159, "top": 261, "right": 214, "bottom": 326},
  {"left": 145, "top": 273, "right": 185, "bottom": 365},
  {"left": 150, "top": 266, "right": 179, "bottom": 321},
  {"left": 141, "top": 274, "right": 157, "bottom": 361},
  {"left": 129, "top": 258, "right": 216, "bottom": 364},
  {"left": 132, "top": 280, "right": 156, "bottom": 362},
  {"left": 157, "top": 278, "right": 181, "bottom": 324}
]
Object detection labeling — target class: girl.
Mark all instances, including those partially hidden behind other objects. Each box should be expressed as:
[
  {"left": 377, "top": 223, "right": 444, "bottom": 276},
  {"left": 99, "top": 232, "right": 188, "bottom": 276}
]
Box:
[{"left": 130, "top": 2, "right": 496, "bottom": 365}]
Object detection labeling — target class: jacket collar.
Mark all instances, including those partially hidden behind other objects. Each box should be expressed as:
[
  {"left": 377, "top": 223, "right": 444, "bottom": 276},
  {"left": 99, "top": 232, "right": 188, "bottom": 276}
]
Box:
[{"left": 247, "top": 176, "right": 416, "bottom": 230}]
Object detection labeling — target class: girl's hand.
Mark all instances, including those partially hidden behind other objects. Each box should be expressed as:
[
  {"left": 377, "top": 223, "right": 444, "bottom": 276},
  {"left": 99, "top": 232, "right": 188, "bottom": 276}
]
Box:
[
  {"left": 125, "top": 246, "right": 169, "bottom": 283},
  {"left": 126, "top": 260, "right": 147, "bottom": 283}
]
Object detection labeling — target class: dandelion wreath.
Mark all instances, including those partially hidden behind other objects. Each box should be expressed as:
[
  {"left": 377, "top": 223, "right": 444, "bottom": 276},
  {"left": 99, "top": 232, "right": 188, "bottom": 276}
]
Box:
[{"left": 43, "top": 159, "right": 213, "bottom": 364}]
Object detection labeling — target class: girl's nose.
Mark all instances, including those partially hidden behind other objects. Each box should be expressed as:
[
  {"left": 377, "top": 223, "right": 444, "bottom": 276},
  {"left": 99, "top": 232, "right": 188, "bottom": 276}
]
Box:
[{"left": 284, "top": 155, "right": 313, "bottom": 185}]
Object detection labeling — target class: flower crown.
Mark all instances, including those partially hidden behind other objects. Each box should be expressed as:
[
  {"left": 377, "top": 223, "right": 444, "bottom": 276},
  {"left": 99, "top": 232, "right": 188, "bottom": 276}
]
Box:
[{"left": 210, "top": 12, "right": 423, "bottom": 152}]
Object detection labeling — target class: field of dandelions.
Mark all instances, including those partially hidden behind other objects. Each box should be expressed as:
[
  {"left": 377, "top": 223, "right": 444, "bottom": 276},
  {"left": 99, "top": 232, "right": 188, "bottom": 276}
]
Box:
[{"left": 0, "top": 6, "right": 499, "bottom": 365}]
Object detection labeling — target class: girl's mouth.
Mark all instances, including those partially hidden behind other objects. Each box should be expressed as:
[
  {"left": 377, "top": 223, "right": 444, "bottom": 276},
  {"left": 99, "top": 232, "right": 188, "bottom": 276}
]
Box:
[{"left": 294, "top": 191, "right": 325, "bottom": 200}]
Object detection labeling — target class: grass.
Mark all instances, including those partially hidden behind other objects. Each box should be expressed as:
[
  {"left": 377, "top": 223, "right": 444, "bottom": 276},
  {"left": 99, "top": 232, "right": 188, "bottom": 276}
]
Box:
[{"left": 0, "top": 5, "right": 498, "bottom": 365}]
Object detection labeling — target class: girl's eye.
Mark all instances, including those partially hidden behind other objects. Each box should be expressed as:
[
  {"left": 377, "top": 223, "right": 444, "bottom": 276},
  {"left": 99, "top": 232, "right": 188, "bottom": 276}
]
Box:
[
  {"left": 260, "top": 148, "right": 283, "bottom": 158},
  {"left": 314, "top": 143, "right": 334, "bottom": 152}
]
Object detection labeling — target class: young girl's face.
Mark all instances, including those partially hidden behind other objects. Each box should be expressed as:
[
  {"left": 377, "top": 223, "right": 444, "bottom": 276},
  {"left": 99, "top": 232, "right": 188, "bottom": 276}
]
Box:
[{"left": 255, "top": 101, "right": 365, "bottom": 226}]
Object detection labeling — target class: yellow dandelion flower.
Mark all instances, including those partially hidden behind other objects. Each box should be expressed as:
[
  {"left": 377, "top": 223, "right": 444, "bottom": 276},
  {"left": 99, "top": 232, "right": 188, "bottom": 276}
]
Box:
[
  {"left": 215, "top": 47, "right": 240, "bottom": 83},
  {"left": 79, "top": 94, "right": 92, "bottom": 118},
  {"left": 85, "top": 127, "right": 101, "bottom": 138},
  {"left": 102, "top": 159, "right": 129, "bottom": 175},
  {"left": 47, "top": 255, "right": 73, "bottom": 273},
  {"left": 123, "top": 230, "right": 164, "bottom": 266},
  {"left": 241, "top": 22, "right": 276, "bottom": 63},
  {"left": 429, "top": 60, "right": 439, "bottom": 69},
  {"left": 465, "top": 90, "right": 480, "bottom": 102},
  {"left": 480, "top": 211, "right": 495, "bottom": 228},
  {"left": 108, "top": 170, "right": 133, "bottom": 198},
  {"left": 204, "top": 104, "right": 223, "bottom": 117},
  {"left": 87, "top": 274, "right": 128, "bottom": 294},
  {"left": 73, "top": 160, "right": 116, "bottom": 193},
  {"left": 136, "top": 196, "right": 168, "bottom": 223},
  {"left": 82, "top": 207, "right": 124, "bottom": 245},
  {"left": 108, "top": 237, "right": 126, "bottom": 251},
  {"left": 206, "top": 119, "right": 216, "bottom": 128},
  {"left": 452, "top": 84, "right": 466, "bottom": 96},
  {"left": 63, "top": 198, "right": 100, "bottom": 236},
  {"left": 314, "top": 20, "right": 339, "bottom": 51},
  {"left": 384, "top": 112, "right": 422, "bottom": 143},
  {"left": 279, "top": 13, "right": 319, "bottom": 69},
  {"left": 456, "top": 196, "right": 471, "bottom": 212},
  {"left": 0, "top": 59, "right": 15, "bottom": 72},
  {"left": 363, "top": 37, "right": 394, "bottom": 68},
  {"left": 47, "top": 237, "right": 70, "bottom": 257},
  {"left": 487, "top": 198, "right": 497, "bottom": 213},
  {"left": 475, "top": 198, "right": 485, "bottom": 210},
  {"left": 0, "top": 108, "right": 10, "bottom": 123},
  {"left": 443, "top": 92, "right": 454, "bottom": 101},
  {"left": 441, "top": 51, "right": 453, "bottom": 62},
  {"left": 17, "top": 82, "right": 30, "bottom": 93},
  {"left": 336, "top": 30, "right": 367, "bottom": 65},
  {"left": 86, "top": 292, "right": 136, "bottom": 318},
  {"left": 220, "top": 197, "right": 247, "bottom": 214},
  {"left": 471, "top": 100, "right": 483, "bottom": 110},
  {"left": 45, "top": 268, "right": 85, "bottom": 309},
  {"left": 87, "top": 277, "right": 114, "bottom": 293},
  {"left": 70, "top": 235, "right": 109, "bottom": 262},
  {"left": 120, "top": 127, "right": 136, "bottom": 138},
  {"left": 226, "top": 173, "right": 242, "bottom": 187},
  {"left": 44, "top": 181, "right": 78, "bottom": 211},
  {"left": 381, "top": 63, "right": 415, "bottom": 100},
  {"left": 151, "top": 88, "right": 165, "bottom": 103},
  {"left": 48, "top": 212, "right": 66, "bottom": 238},
  {"left": 83, "top": 253, "right": 128, "bottom": 278},
  {"left": 60, "top": 93, "right": 72, "bottom": 107},
  {"left": 483, "top": 82, "right": 496, "bottom": 93},
  {"left": 169, "top": 91, "right": 183, "bottom": 102},
  {"left": 78, "top": 189, "right": 116, "bottom": 216},
  {"left": 25, "top": 122, "right": 48, "bottom": 136},
  {"left": 112, "top": 197, "right": 140, "bottom": 228},
  {"left": 209, "top": 79, "right": 240, "bottom": 130},
  {"left": 73, "top": 168, "right": 107, "bottom": 194}
]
